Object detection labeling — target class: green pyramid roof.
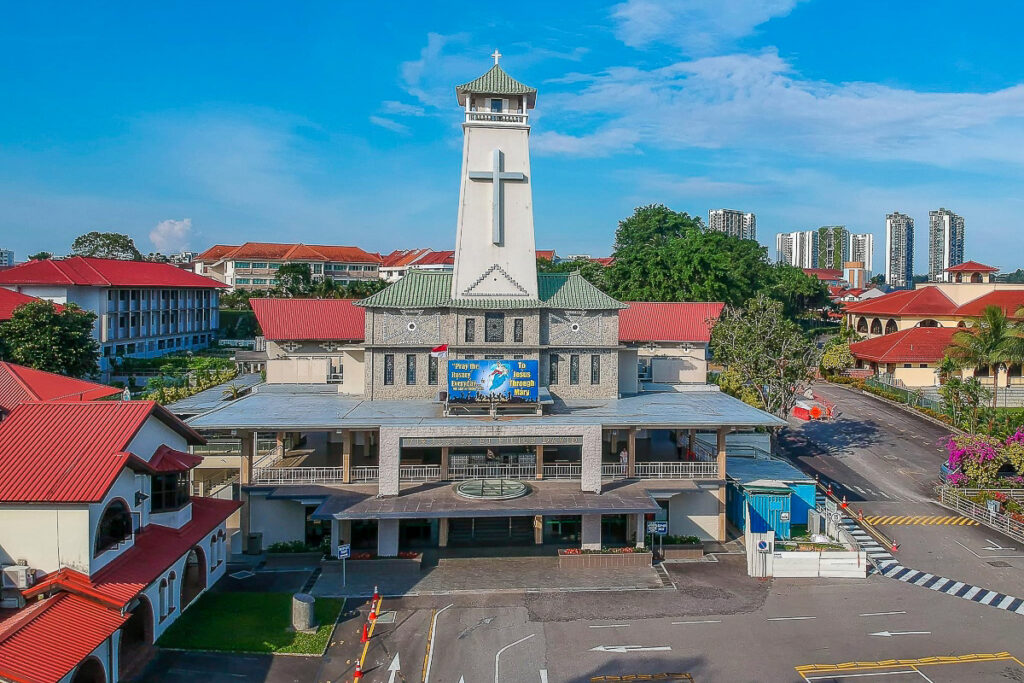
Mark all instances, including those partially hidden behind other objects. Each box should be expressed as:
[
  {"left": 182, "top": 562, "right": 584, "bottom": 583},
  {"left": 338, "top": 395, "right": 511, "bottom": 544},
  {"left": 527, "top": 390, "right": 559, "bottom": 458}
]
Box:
[
  {"left": 356, "top": 270, "right": 624, "bottom": 311},
  {"left": 456, "top": 64, "right": 537, "bottom": 107}
]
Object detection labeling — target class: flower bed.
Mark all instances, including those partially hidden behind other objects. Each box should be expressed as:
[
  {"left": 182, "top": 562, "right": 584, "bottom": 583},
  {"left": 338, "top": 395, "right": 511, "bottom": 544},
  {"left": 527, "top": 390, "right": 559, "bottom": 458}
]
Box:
[
  {"left": 557, "top": 547, "right": 652, "bottom": 568},
  {"left": 945, "top": 430, "right": 1024, "bottom": 488},
  {"left": 969, "top": 490, "right": 1024, "bottom": 525}
]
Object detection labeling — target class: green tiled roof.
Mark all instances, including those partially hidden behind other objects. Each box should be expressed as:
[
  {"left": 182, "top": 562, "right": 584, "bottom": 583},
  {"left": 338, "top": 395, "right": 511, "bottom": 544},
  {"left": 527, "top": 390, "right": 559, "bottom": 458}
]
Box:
[
  {"left": 356, "top": 270, "right": 625, "bottom": 310},
  {"left": 456, "top": 65, "right": 537, "bottom": 102}
]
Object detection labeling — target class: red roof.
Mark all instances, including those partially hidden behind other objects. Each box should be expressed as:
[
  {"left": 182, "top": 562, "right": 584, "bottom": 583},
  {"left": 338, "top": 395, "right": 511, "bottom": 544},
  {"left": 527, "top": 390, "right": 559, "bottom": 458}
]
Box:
[
  {"left": 591, "top": 257, "right": 615, "bottom": 267},
  {"left": 381, "top": 248, "right": 431, "bottom": 268},
  {"left": 25, "top": 497, "right": 241, "bottom": 610},
  {"left": 845, "top": 286, "right": 957, "bottom": 317},
  {"left": 0, "top": 362, "right": 121, "bottom": 415},
  {"left": 946, "top": 260, "right": 998, "bottom": 273},
  {"left": 536, "top": 250, "right": 557, "bottom": 262},
  {"left": 0, "top": 592, "right": 127, "bottom": 683},
  {"left": 197, "top": 242, "right": 381, "bottom": 264},
  {"left": 0, "top": 289, "right": 63, "bottom": 321},
  {"left": 0, "top": 401, "right": 203, "bottom": 503},
  {"left": 849, "top": 326, "right": 958, "bottom": 363},
  {"left": 250, "top": 298, "right": 365, "bottom": 341},
  {"left": 803, "top": 268, "right": 844, "bottom": 281},
  {"left": 953, "top": 290, "right": 1024, "bottom": 318},
  {"left": 148, "top": 444, "right": 203, "bottom": 472},
  {"left": 618, "top": 302, "right": 725, "bottom": 343},
  {"left": 0, "top": 256, "right": 227, "bottom": 289},
  {"left": 413, "top": 250, "right": 454, "bottom": 266}
]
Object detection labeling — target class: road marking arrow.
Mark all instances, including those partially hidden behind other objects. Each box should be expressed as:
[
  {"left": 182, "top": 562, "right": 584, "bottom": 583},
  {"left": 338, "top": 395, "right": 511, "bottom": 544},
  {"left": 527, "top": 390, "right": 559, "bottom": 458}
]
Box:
[
  {"left": 387, "top": 653, "right": 400, "bottom": 683},
  {"left": 870, "top": 630, "right": 931, "bottom": 637},
  {"left": 590, "top": 645, "right": 672, "bottom": 653}
]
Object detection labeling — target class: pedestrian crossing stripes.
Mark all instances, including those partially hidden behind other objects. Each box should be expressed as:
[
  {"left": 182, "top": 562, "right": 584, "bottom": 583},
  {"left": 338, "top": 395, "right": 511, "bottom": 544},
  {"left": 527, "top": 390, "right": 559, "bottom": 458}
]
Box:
[
  {"left": 864, "top": 515, "right": 978, "bottom": 526},
  {"left": 839, "top": 518, "right": 1024, "bottom": 616}
]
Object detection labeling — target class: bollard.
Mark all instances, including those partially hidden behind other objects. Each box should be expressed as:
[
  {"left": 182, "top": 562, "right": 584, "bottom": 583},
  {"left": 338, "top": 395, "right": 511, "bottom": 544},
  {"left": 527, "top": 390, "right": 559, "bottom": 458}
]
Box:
[{"left": 290, "top": 593, "right": 317, "bottom": 633}]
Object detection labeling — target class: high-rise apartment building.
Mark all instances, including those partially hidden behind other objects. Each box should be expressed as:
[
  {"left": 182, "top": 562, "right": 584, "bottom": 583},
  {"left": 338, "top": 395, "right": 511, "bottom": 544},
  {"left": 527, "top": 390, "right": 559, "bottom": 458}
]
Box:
[
  {"left": 885, "top": 212, "right": 914, "bottom": 289},
  {"left": 848, "top": 233, "right": 874, "bottom": 274},
  {"left": 708, "top": 209, "right": 756, "bottom": 240},
  {"left": 817, "top": 226, "right": 849, "bottom": 271},
  {"left": 0, "top": 249, "right": 13, "bottom": 268},
  {"left": 928, "top": 208, "right": 965, "bottom": 281},
  {"left": 775, "top": 231, "right": 818, "bottom": 269}
]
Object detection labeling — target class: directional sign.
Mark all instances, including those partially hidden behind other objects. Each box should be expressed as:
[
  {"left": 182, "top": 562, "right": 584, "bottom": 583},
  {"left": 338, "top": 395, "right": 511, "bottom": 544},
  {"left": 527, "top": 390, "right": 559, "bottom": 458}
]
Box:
[
  {"left": 647, "top": 521, "right": 668, "bottom": 535},
  {"left": 590, "top": 645, "right": 673, "bottom": 653},
  {"left": 387, "top": 653, "right": 401, "bottom": 683},
  {"left": 337, "top": 543, "right": 351, "bottom": 560},
  {"left": 870, "top": 630, "right": 931, "bottom": 637}
]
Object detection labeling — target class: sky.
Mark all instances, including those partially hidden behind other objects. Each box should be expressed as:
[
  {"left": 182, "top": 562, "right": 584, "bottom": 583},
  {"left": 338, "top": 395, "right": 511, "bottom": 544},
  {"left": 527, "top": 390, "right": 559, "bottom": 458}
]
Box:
[{"left": 2, "top": 1, "right": 1023, "bottom": 272}]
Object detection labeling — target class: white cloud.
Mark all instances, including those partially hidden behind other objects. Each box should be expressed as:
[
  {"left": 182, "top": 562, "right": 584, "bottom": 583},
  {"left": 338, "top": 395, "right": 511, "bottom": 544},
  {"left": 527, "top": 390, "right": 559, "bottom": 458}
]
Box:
[
  {"left": 611, "top": 0, "right": 806, "bottom": 54},
  {"left": 149, "top": 218, "right": 192, "bottom": 253},
  {"left": 369, "top": 115, "right": 411, "bottom": 135},
  {"left": 381, "top": 100, "right": 426, "bottom": 116}
]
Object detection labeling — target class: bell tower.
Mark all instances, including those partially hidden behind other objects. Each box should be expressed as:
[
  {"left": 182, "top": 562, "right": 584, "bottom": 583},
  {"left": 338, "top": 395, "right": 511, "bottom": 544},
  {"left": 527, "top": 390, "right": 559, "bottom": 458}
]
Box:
[{"left": 451, "top": 52, "right": 539, "bottom": 301}]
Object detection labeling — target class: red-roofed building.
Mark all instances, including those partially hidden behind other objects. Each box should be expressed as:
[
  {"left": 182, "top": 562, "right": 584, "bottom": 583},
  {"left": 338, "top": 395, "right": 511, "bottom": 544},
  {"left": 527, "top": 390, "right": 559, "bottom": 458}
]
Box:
[
  {"left": 849, "top": 327, "right": 958, "bottom": 387},
  {"left": 619, "top": 302, "right": 725, "bottom": 385},
  {"left": 802, "top": 268, "right": 845, "bottom": 286},
  {"left": 195, "top": 242, "right": 382, "bottom": 290},
  {"left": 0, "top": 398, "right": 239, "bottom": 682},
  {"left": 0, "top": 288, "right": 63, "bottom": 322},
  {"left": 946, "top": 260, "right": 999, "bottom": 283},
  {"left": 0, "top": 361, "right": 121, "bottom": 417},
  {"left": 379, "top": 249, "right": 455, "bottom": 282},
  {"left": 0, "top": 256, "right": 226, "bottom": 376}
]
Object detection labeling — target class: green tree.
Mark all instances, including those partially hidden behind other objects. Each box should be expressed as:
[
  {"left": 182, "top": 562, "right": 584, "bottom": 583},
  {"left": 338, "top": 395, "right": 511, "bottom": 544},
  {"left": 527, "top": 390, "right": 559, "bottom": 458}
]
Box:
[
  {"left": 820, "top": 343, "right": 854, "bottom": 374},
  {"left": 0, "top": 300, "right": 99, "bottom": 377},
  {"left": 274, "top": 263, "right": 313, "bottom": 297},
  {"left": 71, "top": 231, "right": 143, "bottom": 260},
  {"left": 762, "top": 263, "right": 831, "bottom": 318},
  {"left": 945, "top": 305, "right": 1020, "bottom": 409},
  {"left": 710, "top": 294, "right": 819, "bottom": 417},
  {"left": 537, "top": 257, "right": 610, "bottom": 292},
  {"left": 28, "top": 251, "right": 53, "bottom": 260},
  {"left": 939, "top": 375, "right": 988, "bottom": 432},
  {"left": 343, "top": 279, "right": 387, "bottom": 298}
]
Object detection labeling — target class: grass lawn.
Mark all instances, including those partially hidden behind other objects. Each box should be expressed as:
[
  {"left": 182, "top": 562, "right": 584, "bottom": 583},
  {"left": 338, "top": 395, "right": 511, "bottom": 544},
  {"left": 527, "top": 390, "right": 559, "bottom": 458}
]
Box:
[{"left": 157, "top": 592, "right": 344, "bottom": 655}]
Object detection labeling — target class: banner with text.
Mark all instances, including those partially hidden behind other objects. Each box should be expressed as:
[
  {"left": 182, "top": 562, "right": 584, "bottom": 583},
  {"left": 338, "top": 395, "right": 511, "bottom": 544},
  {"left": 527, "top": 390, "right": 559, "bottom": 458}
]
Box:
[{"left": 447, "top": 359, "right": 538, "bottom": 403}]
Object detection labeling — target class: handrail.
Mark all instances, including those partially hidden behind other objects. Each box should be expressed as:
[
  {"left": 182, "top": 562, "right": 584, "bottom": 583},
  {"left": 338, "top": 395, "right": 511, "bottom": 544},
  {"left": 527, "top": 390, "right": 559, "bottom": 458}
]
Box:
[
  {"left": 399, "top": 464, "right": 441, "bottom": 482},
  {"left": 634, "top": 462, "right": 718, "bottom": 479},
  {"left": 542, "top": 463, "right": 582, "bottom": 479},
  {"left": 938, "top": 486, "right": 1024, "bottom": 544},
  {"left": 448, "top": 464, "right": 535, "bottom": 480}
]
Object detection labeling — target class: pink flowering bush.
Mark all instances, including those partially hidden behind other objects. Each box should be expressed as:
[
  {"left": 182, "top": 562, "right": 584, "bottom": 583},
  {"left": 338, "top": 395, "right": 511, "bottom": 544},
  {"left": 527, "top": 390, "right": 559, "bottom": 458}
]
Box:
[{"left": 945, "top": 429, "right": 1024, "bottom": 487}]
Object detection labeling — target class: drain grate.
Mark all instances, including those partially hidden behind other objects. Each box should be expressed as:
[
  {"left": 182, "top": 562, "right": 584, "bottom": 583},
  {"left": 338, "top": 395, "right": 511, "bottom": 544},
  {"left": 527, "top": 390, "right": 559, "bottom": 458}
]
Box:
[
  {"left": 229, "top": 570, "right": 255, "bottom": 580},
  {"left": 987, "top": 561, "right": 1012, "bottom": 568},
  {"left": 375, "top": 610, "right": 397, "bottom": 624}
]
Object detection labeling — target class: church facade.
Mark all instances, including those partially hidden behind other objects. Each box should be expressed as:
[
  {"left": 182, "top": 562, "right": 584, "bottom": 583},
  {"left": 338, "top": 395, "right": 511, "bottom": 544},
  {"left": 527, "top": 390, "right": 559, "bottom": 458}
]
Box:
[{"left": 188, "top": 58, "right": 785, "bottom": 558}]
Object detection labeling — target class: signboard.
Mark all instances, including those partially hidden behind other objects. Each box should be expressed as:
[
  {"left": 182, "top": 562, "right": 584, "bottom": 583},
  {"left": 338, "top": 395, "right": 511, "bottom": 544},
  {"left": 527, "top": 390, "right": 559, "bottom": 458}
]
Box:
[
  {"left": 337, "top": 544, "right": 351, "bottom": 560},
  {"left": 756, "top": 540, "right": 771, "bottom": 553},
  {"left": 447, "top": 359, "right": 538, "bottom": 403},
  {"left": 780, "top": 512, "right": 790, "bottom": 522},
  {"left": 647, "top": 521, "right": 668, "bottom": 535}
]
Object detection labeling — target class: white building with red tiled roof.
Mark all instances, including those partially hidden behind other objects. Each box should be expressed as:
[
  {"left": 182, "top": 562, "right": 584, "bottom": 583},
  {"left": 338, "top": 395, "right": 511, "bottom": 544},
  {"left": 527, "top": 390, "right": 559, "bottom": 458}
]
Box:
[
  {"left": 0, "top": 399, "right": 239, "bottom": 682},
  {"left": 379, "top": 248, "right": 455, "bottom": 282},
  {"left": 194, "top": 242, "right": 382, "bottom": 290},
  {"left": 0, "top": 256, "right": 227, "bottom": 375}
]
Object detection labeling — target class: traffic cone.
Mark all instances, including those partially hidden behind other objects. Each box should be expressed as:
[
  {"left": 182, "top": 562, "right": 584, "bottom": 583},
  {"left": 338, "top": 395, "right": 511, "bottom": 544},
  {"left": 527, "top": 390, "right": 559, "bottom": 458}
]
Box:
[
  {"left": 373, "top": 585, "right": 380, "bottom": 603},
  {"left": 368, "top": 602, "right": 377, "bottom": 622},
  {"left": 858, "top": 508, "right": 864, "bottom": 521},
  {"left": 360, "top": 622, "right": 369, "bottom": 643},
  {"left": 891, "top": 538, "right": 899, "bottom": 552},
  {"left": 353, "top": 662, "right": 364, "bottom": 680},
  {"left": 841, "top": 495, "right": 848, "bottom": 509},
  {"left": 826, "top": 482, "right": 832, "bottom": 496}
]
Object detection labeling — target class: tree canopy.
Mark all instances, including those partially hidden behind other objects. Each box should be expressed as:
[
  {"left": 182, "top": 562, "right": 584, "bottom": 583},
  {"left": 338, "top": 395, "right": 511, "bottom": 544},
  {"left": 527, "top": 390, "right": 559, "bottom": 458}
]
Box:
[
  {"left": 946, "top": 305, "right": 1024, "bottom": 408},
  {"left": 537, "top": 257, "right": 609, "bottom": 291},
  {"left": 0, "top": 300, "right": 99, "bottom": 377},
  {"left": 71, "top": 231, "right": 142, "bottom": 260},
  {"left": 274, "top": 263, "right": 314, "bottom": 297},
  {"left": 28, "top": 251, "right": 53, "bottom": 260}
]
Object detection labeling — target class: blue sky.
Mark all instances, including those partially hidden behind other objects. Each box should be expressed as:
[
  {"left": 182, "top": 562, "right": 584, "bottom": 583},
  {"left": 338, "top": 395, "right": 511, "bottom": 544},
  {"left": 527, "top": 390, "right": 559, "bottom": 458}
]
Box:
[{"left": 2, "top": 1, "right": 1023, "bottom": 272}]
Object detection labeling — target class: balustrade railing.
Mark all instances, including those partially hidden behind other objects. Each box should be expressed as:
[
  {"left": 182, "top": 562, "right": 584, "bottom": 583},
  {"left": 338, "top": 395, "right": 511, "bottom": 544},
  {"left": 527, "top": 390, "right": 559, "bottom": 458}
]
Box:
[
  {"left": 350, "top": 466, "right": 379, "bottom": 483},
  {"left": 938, "top": 486, "right": 1024, "bottom": 544},
  {"left": 399, "top": 464, "right": 441, "bottom": 481},
  {"left": 466, "top": 111, "right": 528, "bottom": 124},
  {"left": 542, "top": 463, "right": 582, "bottom": 479},
  {"left": 634, "top": 461, "right": 718, "bottom": 479},
  {"left": 601, "top": 463, "right": 627, "bottom": 479},
  {"left": 253, "top": 466, "right": 347, "bottom": 485},
  {"left": 447, "top": 464, "right": 536, "bottom": 480}
]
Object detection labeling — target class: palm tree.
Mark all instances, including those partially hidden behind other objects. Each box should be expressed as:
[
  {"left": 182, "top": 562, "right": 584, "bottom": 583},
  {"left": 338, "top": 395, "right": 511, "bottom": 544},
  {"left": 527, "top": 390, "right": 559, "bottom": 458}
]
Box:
[{"left": 945, "top": 305, "right": 1017, "bottom": 409}]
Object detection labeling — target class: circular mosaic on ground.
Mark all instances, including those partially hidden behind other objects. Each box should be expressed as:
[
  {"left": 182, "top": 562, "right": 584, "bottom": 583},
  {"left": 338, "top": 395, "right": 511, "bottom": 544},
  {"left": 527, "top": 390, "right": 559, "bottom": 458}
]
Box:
[{"left": 454, "top": 478, "right": 530, "bottom": 500}]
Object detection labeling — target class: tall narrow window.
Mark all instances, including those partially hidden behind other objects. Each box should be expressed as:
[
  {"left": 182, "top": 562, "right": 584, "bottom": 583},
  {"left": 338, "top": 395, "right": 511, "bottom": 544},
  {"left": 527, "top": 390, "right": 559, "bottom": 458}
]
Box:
[
  {"left": 570, "top": 354, "right": 580, "bottom": 385},
  {"left": 406, "top": 354, "right": 417, "bottom": 385},
  {"left": 513, "top": 318, "right": 524, "bottom": 343},
  {"left": 491, "top": 98, "right": 503, "bottom": 112},
  {"left": 485, "top": 313, "right": 505, "bottom": 342},
  {"left": 549, "top": 354, "right": 559, "bottom": 384},
  {"left": 591, "top": 354, "right": 601, "bottom": 384},
  {"left": 428, "top": 355, "right": 438, "bottom": 385},
  {"left": 383, "top": 354, "right": 394, "bottom": 385},
  {"left": 465, "top": 318, "right": 476, "bottom": 343}
]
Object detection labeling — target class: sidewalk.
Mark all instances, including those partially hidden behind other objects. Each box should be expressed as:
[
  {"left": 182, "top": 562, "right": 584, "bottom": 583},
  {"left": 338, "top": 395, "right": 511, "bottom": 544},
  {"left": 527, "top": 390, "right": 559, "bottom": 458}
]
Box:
[{"left": 311, "top": 555, "right": 668, "bottom": 598}]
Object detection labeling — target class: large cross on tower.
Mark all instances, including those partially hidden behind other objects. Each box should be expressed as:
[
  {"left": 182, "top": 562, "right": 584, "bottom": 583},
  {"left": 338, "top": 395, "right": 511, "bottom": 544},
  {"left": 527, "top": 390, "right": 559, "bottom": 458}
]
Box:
[{"left": 468, "top": 148, "right": 526, "bottom": 245}]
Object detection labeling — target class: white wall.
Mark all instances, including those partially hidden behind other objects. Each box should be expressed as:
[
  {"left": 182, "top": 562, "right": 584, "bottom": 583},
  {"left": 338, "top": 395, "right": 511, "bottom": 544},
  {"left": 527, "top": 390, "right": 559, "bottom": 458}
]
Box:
[
  {"left": 0, "top": 506, "right": 91, "bottom": 574},
  {"left": 617, "top": 349, "right": 639, "bottom": 395},
  {"left": 667, "top": 489, "right": 720, "bottom": 540},
  {"left": 266, "top": 357, "right": 330, "bottom": 384},
  {"left": 89, "top": 468, "right": 151, "bottom": 574},
  {"left": 13, "top": 284, "right": 70, "bottom": 304},
  {"left": 125, "top": 416, "right": 189, "bottom": 462},
  {"left": 59, "top": 639, "right": 114, "bottom": 683},
  {"left": 249, "top": 494, "right": 307, "bottom": 547}
]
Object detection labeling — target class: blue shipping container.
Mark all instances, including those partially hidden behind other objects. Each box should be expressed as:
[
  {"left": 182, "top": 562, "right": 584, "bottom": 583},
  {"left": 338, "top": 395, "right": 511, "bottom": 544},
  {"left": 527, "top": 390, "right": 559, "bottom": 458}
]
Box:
[{"left": 726, "top": 481, "right": 794, "bottom": 539}]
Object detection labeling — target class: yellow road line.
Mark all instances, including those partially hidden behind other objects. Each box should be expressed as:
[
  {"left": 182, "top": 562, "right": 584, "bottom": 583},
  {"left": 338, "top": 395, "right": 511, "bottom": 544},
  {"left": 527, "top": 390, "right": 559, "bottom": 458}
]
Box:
[
  {"left": 421, "top": 607, "right": 436, "bottom": 683},
  {"left": 864, "top": 515, "right": 977, "bottom": 526},
  {"left": 796, "top": 651, "right": 1023, "bottom": 678},
  {"left": 356, "top": 596, "right": 383, "bottom": 681}
]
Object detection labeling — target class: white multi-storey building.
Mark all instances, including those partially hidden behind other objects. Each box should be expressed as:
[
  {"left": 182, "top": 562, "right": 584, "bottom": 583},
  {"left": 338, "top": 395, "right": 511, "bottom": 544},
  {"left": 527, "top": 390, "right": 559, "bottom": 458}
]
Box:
[
  {"left": 848, "top": 233, "right": 874, "bottom": 274},
  {"left": 775, "top": 231, "right": 818, "bottom": 268},
  {"left": 0, "top": 256, "right": 226, "bottom": 374},
  {"left": 0, "top": 249, "right": 13, "bottom": 268},
  {"left": 885, "top": 212, "right": 914, "bottom": 289},
  {"left": 929, "top": 208, "right": 965, "bottom": 282},
  {"left": 709, "top": 209, "right": 756, "bottom": 240},
  {"left": 195, "top": 242, "right": 382, "bottom": 290}
]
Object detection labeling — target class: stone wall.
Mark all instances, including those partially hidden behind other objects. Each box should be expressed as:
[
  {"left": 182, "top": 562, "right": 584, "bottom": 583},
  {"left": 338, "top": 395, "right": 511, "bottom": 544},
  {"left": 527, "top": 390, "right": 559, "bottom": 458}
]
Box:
[{"left": 541, "top": 348, "right": 619, "bottom": 400}]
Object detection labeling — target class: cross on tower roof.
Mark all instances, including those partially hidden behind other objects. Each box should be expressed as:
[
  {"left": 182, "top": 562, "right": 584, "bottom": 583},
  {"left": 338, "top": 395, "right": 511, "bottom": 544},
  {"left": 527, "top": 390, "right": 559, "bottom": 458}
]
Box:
[{"left": 491, "top": 49, "right": 502, "bottom": 65}]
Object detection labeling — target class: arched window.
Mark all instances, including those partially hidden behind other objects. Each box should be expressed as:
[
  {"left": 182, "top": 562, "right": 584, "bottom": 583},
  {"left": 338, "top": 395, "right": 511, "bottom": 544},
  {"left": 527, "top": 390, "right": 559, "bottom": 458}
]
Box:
[
  {"left": 957, "top": 321, "right": 967, "bottom": 328},
  {"left": 971, "top": 273, "right": 982, "bottom": 283},
  {"left": 210, "top": 536, "right": 217, "bottom": 572},
  {"left": 167, "top": 572, "right": 177, "bottom": 614},
  {"left": 955, "top": 273, "right": 964, "bottom": 283},
  {"left": 870, "top": 318, "right": 882, "bottom": 335},
  {"left": 856, "top": 317, "right": 868, "bottom": 333},
  {"left": 94, "top": 499, "right": 133, "bottom": 556},
  {"left": 918, "top": 319, "right": 939, "bottom": 328},
  {"left": 885, "top": 319, "right": 898, "bottom": 334},
  {"left": 158, "top": 579, "right": 168, "bottom": 619}
]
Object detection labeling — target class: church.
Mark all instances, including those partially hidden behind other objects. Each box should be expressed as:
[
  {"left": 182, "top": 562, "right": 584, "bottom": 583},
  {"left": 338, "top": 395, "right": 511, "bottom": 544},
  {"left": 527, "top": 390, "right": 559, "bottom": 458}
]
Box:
[{"left": 187, "top": 56, "right": 785, "bottom": 557}]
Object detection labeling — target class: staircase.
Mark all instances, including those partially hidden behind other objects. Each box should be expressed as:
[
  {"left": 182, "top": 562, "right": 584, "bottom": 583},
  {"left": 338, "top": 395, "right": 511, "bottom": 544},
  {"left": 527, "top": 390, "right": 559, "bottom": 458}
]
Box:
[{"left": 448, "top": 517, "right": 534, "bottom": 546}]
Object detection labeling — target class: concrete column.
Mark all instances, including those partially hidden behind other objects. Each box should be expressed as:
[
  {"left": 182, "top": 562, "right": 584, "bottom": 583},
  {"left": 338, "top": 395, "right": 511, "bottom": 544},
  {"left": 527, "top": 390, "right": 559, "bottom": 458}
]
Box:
[
  {"left": 688, "top": 429, "right": 695, "bottom": 455},
  {"left": 330, "top": 519, "right": 340, "bottom": 556},
  {"left": 717, "top": 484, "right": 727, "bottom": 542},
  {"left": 377, "top": 519, "right": 400, "bottom": 557},
  {"left": 717, "top": 428, "right": 728, "bottom": 541},
  {"left": 340, "top": 520, "right": 352, "bottom": 545},
  {"left": 716, "top": 427, "right": 728, "bottom": 479},
  {"left": 627, "top": 427, "right": 637, "bottom": 479},
  {"left": 534, "top": 515, "right": 544, "bottom": 544},
  {"left": 342, "top": 430, "right": 352, "bottom": 484},
  {"left": 535, "top": 445, "right": 544, "bottom": 480},
  {"left": 609, "top": 429, "right": 618, "bottom": 454},
  {"left": 239, "top": 431, "right": 255, "bottom": 547},
  {"left": 276, "top": 431, "right": 285, "bottom": 455},
  {"left": 581, "top": 425, "right": 603, "bottom": 493},
  {"left": 440, "top": 447, "right": 450, "bottom": 481},
  {"left": 377, "top": 428, "right": 400, "bottom": 496},
  {"left": 581, "top": 514, "right": 602, "bottom": 551},
  {"left": 438, "top": 518, "right": 449, "bottom": 547},
  {"left": 634, "top": 514, "right": 646, "bottom": 548}
]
